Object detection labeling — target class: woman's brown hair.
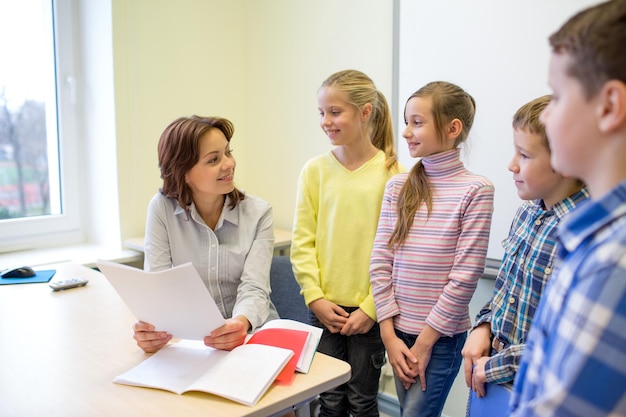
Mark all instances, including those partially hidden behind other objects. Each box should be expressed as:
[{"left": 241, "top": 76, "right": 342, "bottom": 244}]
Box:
[
  {"left": 388, "top": 81, "right": 476, "bottom": 250},
  {"left": 157, "top": 115, "right": 244, "bottom": 215}
]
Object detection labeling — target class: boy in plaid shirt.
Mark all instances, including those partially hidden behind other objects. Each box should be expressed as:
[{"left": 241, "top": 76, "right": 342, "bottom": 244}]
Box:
[{"left": 461, "top": 95, "right": 587, "bottom": 398}]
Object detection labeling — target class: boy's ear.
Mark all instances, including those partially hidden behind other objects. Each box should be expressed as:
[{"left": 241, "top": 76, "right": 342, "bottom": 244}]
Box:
[
  {"left": 447, "top": 118, "right": 463, "bottom": 140},
  {"left": 597, "top": 80, "right": 626, "bottom": 133}
]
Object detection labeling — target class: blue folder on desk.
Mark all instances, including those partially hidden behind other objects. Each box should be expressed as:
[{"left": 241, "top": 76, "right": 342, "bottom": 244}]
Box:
[
  {"left": 0, "top": 270, "right": 56, "bottom": 285},
  {"left": 466, "top": 382, "right": 512, "bottom": 417}
]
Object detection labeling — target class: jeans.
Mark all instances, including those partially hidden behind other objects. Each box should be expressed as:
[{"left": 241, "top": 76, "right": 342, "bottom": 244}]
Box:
[
  {"left": 310, "top": 307, "right": 386, "bottom": 417},
  {"left": 394, "top": 330, "right": 467, "bottom": 417}
]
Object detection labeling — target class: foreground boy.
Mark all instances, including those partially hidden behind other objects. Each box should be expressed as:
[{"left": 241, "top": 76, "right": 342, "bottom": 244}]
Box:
[
  {"left": 510, "top": 1, "right": 626, "bottom": 416},
  {"left": 462, "top": 95, "right": 587, "bottom": 401}
]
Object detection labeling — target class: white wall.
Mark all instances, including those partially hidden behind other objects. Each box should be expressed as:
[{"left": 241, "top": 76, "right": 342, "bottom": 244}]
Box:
[
  {"left": 239, "top": 1, "right": 394, "bottom": 230},
  {"left": 111, "top": 0, "right": 248, "bottom": 241},
  {"left": 397, "top": 0, "right": 600, "bottom": 260}
]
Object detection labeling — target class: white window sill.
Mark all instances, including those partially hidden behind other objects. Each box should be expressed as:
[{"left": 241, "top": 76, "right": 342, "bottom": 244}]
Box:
[{"left": 0, "top": 244, "right": 143, "bottom": 270}]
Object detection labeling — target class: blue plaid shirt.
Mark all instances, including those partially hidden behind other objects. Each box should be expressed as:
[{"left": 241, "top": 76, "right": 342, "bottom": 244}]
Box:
[
  {"left": 475, "top": 189, "right": 589, "bottom": 384},
  {"left": 510, "top": 180, "right": 626, "bottom": 417}
]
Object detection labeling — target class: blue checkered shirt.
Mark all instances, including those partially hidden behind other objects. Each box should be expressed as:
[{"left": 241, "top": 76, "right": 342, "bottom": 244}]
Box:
[
  {"left": 510, "top": 180, "right": 626, "bottom": 417},
  {"left": 475, "top": 189, "right": 589, "bottom": 384}
]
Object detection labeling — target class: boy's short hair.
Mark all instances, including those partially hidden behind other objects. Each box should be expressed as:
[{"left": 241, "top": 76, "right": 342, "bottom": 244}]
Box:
[
  {"left": 512, "top": 95, "right": 551, "bottom": 149},
  {"left": 549, "top": 0, "right": 626, "bottom": 99}
]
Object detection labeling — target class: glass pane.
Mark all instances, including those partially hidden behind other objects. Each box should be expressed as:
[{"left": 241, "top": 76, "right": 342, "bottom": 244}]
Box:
[{"left": 0, "top": 0, "right": 60, "bottom": 220}]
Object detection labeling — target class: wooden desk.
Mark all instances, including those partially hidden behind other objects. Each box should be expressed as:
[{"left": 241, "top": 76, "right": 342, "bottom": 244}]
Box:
[
  {"left": 0, "top": 263, "right": 349, "bottom": 417},
  {"left": 125, "top": 228, "right": 292, "bottom": 256}
]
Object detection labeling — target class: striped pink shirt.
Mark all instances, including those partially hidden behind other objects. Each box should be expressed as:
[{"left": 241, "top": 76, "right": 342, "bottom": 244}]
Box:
[{"left": 370, "top": 149, "right": 494, "bottom": 337}]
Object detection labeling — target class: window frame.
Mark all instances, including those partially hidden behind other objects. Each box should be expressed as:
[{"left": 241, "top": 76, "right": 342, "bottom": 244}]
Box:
[{"left": 0, "top": 0, "right": 84, "bottom": 253}]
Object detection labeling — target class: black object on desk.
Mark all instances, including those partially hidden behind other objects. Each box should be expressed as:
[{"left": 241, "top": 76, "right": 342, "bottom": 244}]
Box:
[{"left": 0, "top": 269, "right": 56, "bottom": 285}]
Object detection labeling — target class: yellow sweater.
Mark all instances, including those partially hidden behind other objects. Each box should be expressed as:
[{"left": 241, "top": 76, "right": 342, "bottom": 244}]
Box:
[{"left": 290, "top": 151, "right": 402, "bottom": 320}]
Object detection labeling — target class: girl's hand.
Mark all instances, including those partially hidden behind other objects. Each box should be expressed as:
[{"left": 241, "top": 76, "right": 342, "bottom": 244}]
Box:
[
  {"left": 409, "top": 338, "right": 432, "bottom": 391},
  {"left": 204, "top": 316, "right": 249, "bottom": 351},
  {"left": 461, "top": 323, "right": 492, "bottom": 387},
  {"left": 340, "top": 308, "right": 375, "bottom": 336},
  {"left": 409, "top": 325, "right": 440, "bottom": 391},
  {"left": 384, "top": 335, "right": 418, "bottom": 389},
  {"left": 133, "top": 321, "right": 172, "bottom": 353},
  {"left": 309, "top": 298, "right": 349, "bottom": 333}
]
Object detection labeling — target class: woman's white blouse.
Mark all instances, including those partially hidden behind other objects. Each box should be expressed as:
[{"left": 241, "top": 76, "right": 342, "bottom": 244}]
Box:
[{"left": 144, "top": 192, "right": 277, "bottom": 331}]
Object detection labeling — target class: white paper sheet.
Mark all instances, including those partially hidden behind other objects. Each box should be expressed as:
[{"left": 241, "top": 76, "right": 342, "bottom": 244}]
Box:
[{"left": 96, "top": 259, "right": 226, "bottom": 340}]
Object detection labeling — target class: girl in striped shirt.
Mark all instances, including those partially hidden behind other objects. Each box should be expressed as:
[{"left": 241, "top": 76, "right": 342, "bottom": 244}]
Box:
[{"left": 370, "top": 81, "right": 494, "bottom": 417}]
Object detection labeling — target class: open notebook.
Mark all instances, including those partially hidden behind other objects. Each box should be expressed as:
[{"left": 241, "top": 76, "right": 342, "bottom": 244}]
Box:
[
  {"left": 114, "top": 340, "right": 293, "bottom": 406},
  {"left": 114, "top": 320, "right": 322, "bottom": 405}
]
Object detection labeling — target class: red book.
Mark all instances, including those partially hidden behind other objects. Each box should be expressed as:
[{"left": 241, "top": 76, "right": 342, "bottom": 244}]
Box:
[{"left": 246, "top": 328, "right": 309, "bottom": 385}]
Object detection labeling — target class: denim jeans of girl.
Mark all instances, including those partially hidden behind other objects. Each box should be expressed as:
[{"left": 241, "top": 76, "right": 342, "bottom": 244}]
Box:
[
  {"left": 310, "top": 307, "right": 386, "bottom": 417},
  {"left": 394, "top": 330, "right": 467, "bottom": 417}
]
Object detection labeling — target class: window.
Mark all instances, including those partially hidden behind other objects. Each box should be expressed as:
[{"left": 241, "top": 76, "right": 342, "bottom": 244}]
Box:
[{"left": 0, "top": 0, "right": 82, "bottom": 253}]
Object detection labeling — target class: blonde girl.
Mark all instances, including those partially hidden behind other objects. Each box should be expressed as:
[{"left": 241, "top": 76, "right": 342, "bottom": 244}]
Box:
[{"left": 291, "top": 69, "right": 403, "bottom": 417}]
